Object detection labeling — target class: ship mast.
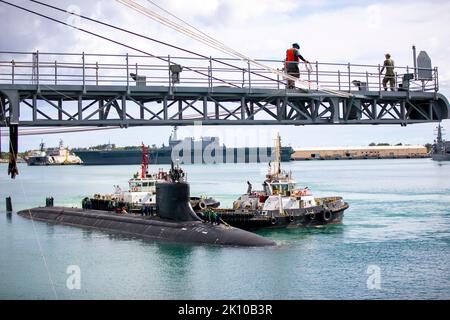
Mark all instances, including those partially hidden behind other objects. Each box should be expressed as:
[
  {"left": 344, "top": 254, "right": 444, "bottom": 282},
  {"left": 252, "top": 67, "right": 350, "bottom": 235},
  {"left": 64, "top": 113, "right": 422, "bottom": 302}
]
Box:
[
  {"left": 141, "top": 143, "right": 149, "bottom": 178},
  {"left": 273, "top": 133, "right": 281, "bottom": 175},
  {"left": 436, "top": 123, "right": 443, "bottom": 144}
]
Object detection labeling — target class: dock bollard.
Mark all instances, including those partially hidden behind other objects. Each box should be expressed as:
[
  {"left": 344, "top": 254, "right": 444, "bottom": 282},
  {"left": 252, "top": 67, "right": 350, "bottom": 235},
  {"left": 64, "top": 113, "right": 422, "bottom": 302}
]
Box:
[{"left": 6, "top": 197, "right": 13, "bottom": 212}]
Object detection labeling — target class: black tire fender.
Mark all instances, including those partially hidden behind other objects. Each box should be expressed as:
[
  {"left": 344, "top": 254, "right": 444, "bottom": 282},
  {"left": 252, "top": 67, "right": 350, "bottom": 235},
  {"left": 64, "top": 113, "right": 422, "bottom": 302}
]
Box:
[
  {"left": 199, "top": 200, "right": 207, "bottom": 210},
  {"left": 323, "top": 210, "right": 332, "bottom": 222}
]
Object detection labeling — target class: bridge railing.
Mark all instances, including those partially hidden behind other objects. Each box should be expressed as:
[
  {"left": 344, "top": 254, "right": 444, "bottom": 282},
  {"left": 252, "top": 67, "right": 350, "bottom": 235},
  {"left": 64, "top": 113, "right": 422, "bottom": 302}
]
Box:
[{"left": 0, "top": 51, "right": 439, "bottom": 93}]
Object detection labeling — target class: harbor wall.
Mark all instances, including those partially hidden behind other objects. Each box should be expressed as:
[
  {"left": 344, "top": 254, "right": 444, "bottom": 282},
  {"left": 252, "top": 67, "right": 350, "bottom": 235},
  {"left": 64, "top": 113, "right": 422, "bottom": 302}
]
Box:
[{"left": 292, "top": 146, "right": 428, "bottom": 160}]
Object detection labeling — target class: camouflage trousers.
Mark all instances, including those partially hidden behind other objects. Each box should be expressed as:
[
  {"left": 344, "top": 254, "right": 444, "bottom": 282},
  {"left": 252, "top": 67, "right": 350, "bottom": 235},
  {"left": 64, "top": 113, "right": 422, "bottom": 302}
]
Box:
[{"left": 383, "top": 76, "right": 395, "bottom": 91}]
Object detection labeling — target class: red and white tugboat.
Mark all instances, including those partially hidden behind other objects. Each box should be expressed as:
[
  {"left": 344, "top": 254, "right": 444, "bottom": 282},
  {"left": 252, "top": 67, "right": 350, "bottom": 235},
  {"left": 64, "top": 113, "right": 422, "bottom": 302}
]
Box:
[
  {"left": 216, "top": 134, "right": 349, "bottom": 230},
  {"left": 84, "top": 145, "right": 219, "bottom": 214}
]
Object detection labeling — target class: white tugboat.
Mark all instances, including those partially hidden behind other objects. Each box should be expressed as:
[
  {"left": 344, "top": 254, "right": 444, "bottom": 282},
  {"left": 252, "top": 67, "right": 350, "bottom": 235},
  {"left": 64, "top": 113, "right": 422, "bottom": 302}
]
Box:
[
  {"left": 84, "top": 145, "right": 219, "bottom": 213},
  {"left": 213, "top": 134, "right": 349, "bottom": 230}
]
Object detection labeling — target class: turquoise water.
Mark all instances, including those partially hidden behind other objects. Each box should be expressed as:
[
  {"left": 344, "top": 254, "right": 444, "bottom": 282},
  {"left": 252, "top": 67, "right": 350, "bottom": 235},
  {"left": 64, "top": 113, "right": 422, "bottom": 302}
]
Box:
[{"left": 0, "top": 159, "right": 449, "bottom": 300}]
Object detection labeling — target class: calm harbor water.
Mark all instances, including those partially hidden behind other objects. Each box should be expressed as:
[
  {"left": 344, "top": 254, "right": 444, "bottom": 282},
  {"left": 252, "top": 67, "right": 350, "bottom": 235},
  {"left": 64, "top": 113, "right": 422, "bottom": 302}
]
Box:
[{"left": 0, "top": 159, "right": 449, "bottom": 300}]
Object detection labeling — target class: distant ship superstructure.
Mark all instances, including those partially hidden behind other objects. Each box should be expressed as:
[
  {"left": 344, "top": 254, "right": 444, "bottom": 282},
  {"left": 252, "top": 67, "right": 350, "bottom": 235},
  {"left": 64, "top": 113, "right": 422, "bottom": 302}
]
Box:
[
  {"left": 26, "top": 140, "right": 82, "bottom": 166},
  {"left": 74, "top": 127, "right": 294, "bottom": 165},
  {"left": 431, "top": 124, "right": 450, "bottom": 161}
]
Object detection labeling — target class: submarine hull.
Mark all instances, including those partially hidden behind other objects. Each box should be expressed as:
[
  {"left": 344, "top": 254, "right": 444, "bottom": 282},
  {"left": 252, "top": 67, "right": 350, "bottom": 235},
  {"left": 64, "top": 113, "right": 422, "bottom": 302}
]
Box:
[{"left": 17, "top": 207, "right": 275, "bottom": 247}]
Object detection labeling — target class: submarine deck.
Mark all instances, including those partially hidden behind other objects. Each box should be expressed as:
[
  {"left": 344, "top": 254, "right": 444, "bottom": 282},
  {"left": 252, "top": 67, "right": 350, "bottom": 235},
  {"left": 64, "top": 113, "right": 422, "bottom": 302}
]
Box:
[{"left": 17, "top": 207, "right": 276, "bottom": 247}]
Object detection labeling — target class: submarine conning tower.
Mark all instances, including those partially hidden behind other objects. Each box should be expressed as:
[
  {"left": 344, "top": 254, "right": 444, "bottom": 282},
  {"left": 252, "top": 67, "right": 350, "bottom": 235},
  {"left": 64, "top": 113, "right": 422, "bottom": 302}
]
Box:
[
  {"left": 155, "top": 162, "right": 202, "bottom": 222},
  {"left": 156, "top": 182, "right": 201, "bottom": 222}
]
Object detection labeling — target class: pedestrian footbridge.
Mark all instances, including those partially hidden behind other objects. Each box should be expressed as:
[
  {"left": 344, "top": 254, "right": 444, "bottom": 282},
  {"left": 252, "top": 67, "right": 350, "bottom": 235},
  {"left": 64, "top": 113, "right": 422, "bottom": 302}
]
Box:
[{"left": 0, "top": 51, "right": 449, "bottom": 127}]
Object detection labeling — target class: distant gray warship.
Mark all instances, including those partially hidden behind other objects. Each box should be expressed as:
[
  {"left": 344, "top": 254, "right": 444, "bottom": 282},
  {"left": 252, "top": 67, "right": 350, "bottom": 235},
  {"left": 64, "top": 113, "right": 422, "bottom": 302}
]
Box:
[
  {"left": 74, "top": 127, "right": 294, "bottom": 165},
  {"left": 431, "top": 124, "right": 450, "bottom": 161}
]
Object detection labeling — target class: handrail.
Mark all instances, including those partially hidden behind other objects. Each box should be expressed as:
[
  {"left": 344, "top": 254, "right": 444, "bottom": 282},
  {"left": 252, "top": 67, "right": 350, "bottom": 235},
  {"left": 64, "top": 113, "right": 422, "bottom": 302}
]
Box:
[{"left": 0, "top": 51, "right": 439, "bottom": 93}]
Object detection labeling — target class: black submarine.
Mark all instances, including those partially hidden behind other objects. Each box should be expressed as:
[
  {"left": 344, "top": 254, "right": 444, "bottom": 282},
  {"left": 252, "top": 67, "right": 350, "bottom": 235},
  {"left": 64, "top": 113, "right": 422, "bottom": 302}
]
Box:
[{"left": 17, "top": 165, "right": 275, "bottom": 247}]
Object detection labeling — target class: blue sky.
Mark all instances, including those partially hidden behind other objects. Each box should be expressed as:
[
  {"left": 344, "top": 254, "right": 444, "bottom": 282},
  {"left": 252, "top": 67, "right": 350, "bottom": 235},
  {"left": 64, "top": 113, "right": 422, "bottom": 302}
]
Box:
[{"left": 0, "top": 0, "right": 449, "bottom": 151}]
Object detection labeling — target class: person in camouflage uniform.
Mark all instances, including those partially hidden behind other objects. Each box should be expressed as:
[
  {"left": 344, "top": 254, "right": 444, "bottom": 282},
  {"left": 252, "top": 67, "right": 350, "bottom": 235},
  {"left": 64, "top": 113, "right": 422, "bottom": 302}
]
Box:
[{"left": 380, "top": 53, "right": 395, "bottom": 91}]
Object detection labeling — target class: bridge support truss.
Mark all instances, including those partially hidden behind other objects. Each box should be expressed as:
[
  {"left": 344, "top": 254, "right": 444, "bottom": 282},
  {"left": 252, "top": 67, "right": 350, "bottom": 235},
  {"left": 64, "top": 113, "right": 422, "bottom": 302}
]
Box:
[{"left": 1, "top": 85, "right": 449, "bottom": 127}]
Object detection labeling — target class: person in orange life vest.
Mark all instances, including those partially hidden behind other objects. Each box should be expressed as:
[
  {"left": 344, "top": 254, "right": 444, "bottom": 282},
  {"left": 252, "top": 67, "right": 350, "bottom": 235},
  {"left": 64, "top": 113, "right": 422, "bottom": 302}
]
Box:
[{"left": 285, "top": 43, "right": 310, "bottom": 89}]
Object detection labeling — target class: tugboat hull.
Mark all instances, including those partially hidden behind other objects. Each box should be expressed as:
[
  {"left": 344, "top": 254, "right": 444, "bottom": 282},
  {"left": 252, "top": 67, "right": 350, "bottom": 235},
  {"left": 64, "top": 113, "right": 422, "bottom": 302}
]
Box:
[
  {"left": 218, "top": 203, "right": 349, "bottom": 231},
  {"left": 17, "top": 207, "right": 275, "bottom": 247}
]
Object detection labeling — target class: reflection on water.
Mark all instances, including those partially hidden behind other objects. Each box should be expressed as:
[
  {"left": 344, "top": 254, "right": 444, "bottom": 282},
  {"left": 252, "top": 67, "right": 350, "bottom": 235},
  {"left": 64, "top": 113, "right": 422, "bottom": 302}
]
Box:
[{"left": 0, "top": 159, "right": 450, "bottom": 299}]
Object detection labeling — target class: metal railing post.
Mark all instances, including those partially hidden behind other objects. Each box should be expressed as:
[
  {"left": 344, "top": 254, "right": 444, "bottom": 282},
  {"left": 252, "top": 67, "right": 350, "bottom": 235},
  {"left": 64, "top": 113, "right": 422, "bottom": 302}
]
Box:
[
  {"left": 82, "top": 52, "right": 86, "bottom": 92},
  {"left": 96, "top": 62, "right": 99, "bottom": 85},
  {"left": 307, "top": 65, "right": 311, "bottom": 82},
  {"left": 366, "top": 71, "right": 369, "bottom": 91},
  {"left": 395, "top": 72, "right": 398, "bottom": 91},
  {"left": 209, "top": 56, "right": 213, "bottom": 91},
  {"left": 36, "top": 50, "right": 40, "bottom": 92},
  {"left": 247, "top": 60, "right": 252, "bottom": 92},
  {"left": 126, "top": 53, "right": 129, "bottom": 93},
  {"left": 277, "top": 71, "right": 280, "bottom": 90},
  {"left": 168, "top": 55, "right": 172, "bottom": 94},
  {"left": 11, "top": 60, "right": 15, "bottom": 84},
  {"left": 347, "top": 63, "right": 351, "bottom": 92},
  {"left": 435, "top": 67, "right": 439, "bottom": 92},
  {"left": 315, "top": 61, "right": 319, "bottom": 91},
  {"left": 406, "top": 66, "right": 409, "bottom": 91},
  {"left": 54, "top": 60, "right": 57, "bottom": 85},
  {"left": 338, "top": 70, "right": 341, "bottom": 91},
  {"left": 378, "top": 64, "right": 381, "bottom": 92},
  {"left": 407, "top": 66, "right": 411, "bottom": 94}
]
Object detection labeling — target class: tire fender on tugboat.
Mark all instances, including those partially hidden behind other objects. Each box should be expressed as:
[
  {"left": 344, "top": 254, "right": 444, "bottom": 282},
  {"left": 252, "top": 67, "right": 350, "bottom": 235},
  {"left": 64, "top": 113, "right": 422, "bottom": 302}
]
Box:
[
  {"left": 271, "top": 216, "right": 277, "bottom": 225},
  {"left": 198, "top": 200, "right": 207, "bottom": 210},
  {"left": 321, "top": 209, "right": 332, "bottom": 222}
]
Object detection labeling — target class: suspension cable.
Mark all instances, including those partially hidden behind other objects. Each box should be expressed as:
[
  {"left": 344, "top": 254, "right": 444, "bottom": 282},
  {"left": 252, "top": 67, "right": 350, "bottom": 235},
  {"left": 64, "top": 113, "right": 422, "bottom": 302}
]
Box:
[
  {"left": 117, "top": 0, "right": 313, "bottom": 90},
  {"left": 118, "top": 0, "right": 352, "bottom": 97},
  {"left": 0, "top": 0, "right": 239, "bottom": 88},
  {"left": 29, "top": 0, "right": 286, "bottom": 87}
]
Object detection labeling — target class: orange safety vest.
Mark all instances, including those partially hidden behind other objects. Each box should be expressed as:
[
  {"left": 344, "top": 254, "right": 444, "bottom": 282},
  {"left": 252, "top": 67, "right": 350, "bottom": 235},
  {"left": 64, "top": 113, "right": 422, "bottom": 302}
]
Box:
[{"left": 286, "top": 48, "right": 298, "bottom": 63}]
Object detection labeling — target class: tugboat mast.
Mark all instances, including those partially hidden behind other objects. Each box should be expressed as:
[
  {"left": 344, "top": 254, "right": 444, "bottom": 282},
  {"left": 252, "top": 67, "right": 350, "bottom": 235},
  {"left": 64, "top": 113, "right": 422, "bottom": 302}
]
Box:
[
  {"left": 141, "top": 143, "right": 149, "bottom": 178},
  {"left": 269, "top": 133, "right": 281, "bottom": 177}
]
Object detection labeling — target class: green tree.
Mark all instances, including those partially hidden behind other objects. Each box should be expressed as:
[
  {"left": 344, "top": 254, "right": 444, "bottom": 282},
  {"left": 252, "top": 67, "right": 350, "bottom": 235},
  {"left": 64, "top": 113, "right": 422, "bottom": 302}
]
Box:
[{"left": 424, "top": 143, "right": 433, "bottom": 153}]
